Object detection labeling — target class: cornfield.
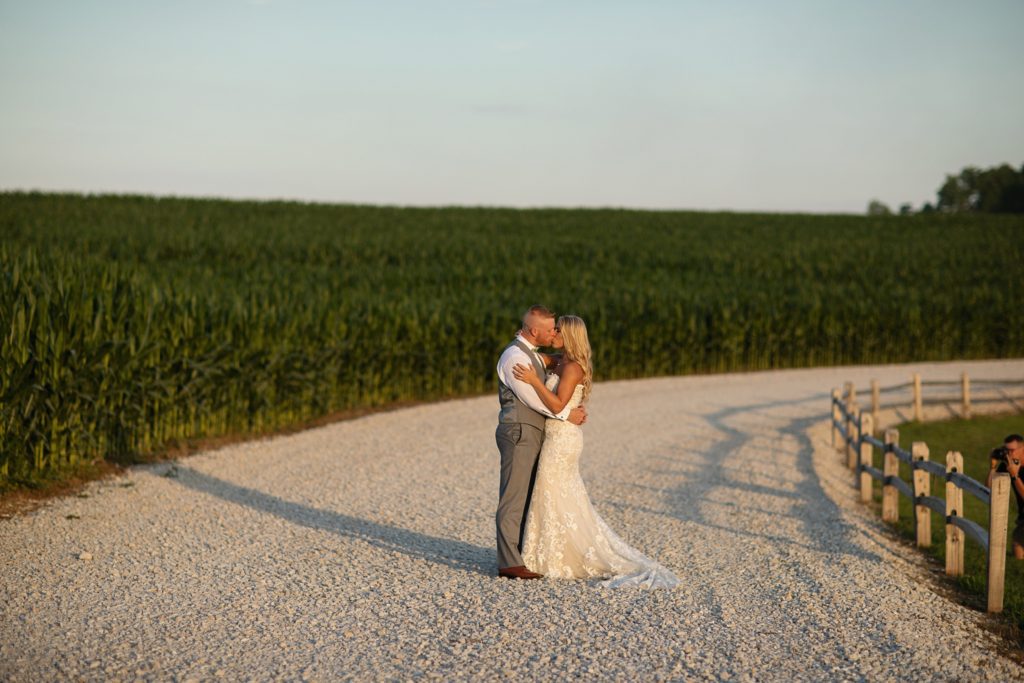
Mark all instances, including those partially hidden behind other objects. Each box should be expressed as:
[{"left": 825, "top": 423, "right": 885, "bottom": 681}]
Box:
[{"left": 1, "top": 192, "right": 1022, "bottom": 487}]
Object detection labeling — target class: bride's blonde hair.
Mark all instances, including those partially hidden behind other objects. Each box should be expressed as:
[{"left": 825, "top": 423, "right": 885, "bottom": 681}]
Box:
[{"left": 558, "top": 315, "right": 592, "bottom": 403}]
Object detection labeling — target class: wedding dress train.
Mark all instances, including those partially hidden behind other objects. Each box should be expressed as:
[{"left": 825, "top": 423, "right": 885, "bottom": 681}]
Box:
[{"left": 521, "top": 375, "right": 679, "bottom": 589}]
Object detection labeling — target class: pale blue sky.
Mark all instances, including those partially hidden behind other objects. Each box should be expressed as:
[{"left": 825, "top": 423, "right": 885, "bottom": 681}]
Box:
[{"left": 2, "top": 0, "right": 1022, "bottom": 213}]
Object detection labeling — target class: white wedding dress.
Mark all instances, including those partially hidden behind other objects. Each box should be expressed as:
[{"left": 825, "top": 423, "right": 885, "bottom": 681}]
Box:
[{"left": 521, "top": 375, "right": 680, "bottom": 589}]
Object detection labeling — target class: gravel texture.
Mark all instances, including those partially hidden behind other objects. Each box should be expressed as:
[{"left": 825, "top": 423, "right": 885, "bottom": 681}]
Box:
[{"left": 2, "top": 359, "right": 1024, "bottom": 681}]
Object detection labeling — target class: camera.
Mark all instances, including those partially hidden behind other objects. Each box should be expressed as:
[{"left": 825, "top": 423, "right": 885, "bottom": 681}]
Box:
[{"left": 991, "top": 445, "right": 1020, "bottom": 467}]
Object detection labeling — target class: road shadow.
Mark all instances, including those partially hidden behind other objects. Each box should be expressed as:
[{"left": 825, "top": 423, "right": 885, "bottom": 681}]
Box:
[{"left": 169, "top": 467, "right": 494, "bottom": 576}]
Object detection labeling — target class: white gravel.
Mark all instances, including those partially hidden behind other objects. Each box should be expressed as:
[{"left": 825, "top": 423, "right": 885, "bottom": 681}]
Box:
[{"left": 2, "top": 359, "right": 1024, "bottom": 681}]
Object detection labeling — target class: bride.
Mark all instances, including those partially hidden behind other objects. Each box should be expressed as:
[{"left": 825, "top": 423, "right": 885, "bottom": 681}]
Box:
[{"left": 512, "top": 315, "right": 679, "bottom": 589}]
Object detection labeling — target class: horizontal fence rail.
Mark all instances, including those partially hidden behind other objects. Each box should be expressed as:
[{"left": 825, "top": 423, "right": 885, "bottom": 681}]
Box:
[
  {"left": 951, "top": 516, "right": 991, "bottom": 552},
  {"left": 949, "top": 473, "right": 992, "bottom": 506},
  {"left": 831, "top": 372, "right": 1022, "bottom": 614},
  {"left": 916, "top": 495, "right": 945, "bottom": 516}
]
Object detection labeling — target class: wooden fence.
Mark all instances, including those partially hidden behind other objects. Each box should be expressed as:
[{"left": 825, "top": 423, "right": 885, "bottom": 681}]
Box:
[
  {"left": 845, "top": 372, "right": 1023, "bottom": 428},
  {"left": 830, "top": 373, "right": 1023, "bottom": 613}
]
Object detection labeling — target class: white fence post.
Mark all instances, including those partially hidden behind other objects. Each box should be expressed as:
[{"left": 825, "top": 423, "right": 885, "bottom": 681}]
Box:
[
  {"left": 859, "top": 413, "right": 874, "bottom": 503},
  {"left": 945, "top": 451, "right": 965, "bottom": 577},
  {"left": 912, "top": 442, "right": 931, "bottom": 548},
  {"left": 847, "top": 406, "right": 860, "bottom": 470},
  {"left": 987, "top": 473, "right": 1011, "bottom": 613},
  {"left": 871, "top": 379, "right": 880, "bottom": 428},
  {"left": 831, "top": 388, "right": 841, "bottom": 450},
  {"left": 882, "top": 429, "right": 900, "bottom": 523},
  {"left": 961, "top": 372, "right": 971, "bottom": 419},
  {"left": 912, "top": 372, "right": 922, "bottom": 421}
]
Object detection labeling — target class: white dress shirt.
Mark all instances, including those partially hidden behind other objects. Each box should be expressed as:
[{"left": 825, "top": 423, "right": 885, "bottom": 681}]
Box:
[{"left": 496, "top": 333, "right": 571, "bottom": 421}]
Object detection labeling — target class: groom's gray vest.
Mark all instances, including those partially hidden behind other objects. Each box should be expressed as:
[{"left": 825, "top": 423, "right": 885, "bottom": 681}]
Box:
[{"left": 497, "top": 339, "right": 548, "bottom": 431}]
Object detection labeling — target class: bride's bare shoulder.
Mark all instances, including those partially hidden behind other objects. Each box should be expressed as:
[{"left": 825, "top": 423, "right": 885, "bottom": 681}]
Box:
[{"left": 561, "top": 360, "right": 584, "bottom": 379}]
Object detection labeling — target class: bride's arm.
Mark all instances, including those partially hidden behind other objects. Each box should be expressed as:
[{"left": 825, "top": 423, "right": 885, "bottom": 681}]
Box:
[{"left": 512, "top": 361, "right": 583, "bottom": 414}]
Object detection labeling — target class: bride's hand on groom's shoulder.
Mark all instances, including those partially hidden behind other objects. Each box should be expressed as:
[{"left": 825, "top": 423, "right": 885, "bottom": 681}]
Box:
[{"left": 512, "top": 362, "right": 538, "bottom": 385}]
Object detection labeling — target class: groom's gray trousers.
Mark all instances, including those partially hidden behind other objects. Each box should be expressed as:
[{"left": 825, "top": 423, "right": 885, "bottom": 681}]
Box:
[
  {"left": 495, "top": 338, "right": 549, "bottom": 570},
  {"left": 495, "top": 422, "right": 545, "bottom": 569}
]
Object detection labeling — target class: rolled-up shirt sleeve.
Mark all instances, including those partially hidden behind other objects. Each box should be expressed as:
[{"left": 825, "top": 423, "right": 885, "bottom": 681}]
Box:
[{"left": 496, "top": 347, "right": 571, "bottom": 421}]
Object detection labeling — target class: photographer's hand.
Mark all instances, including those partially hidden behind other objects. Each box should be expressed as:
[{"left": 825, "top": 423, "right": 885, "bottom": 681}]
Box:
[{"left": 1008, "top": 458, "right": 1021, "bottom": 479}]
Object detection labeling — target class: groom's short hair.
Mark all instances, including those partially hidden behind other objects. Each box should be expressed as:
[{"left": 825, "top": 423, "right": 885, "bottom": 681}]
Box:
[{"left": 522, "top": 305, "right": 555, "bottom": 329}]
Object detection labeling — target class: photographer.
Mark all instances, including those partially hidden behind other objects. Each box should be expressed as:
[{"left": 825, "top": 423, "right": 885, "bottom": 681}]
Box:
[{"left": 987, "top": 434, "right": 1024, "bottom": 560}]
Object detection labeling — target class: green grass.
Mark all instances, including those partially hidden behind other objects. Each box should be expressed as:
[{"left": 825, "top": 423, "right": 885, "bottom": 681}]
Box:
[
  {"left": 868, "top": 412, "right": 1024, "bottom": 628},
  {"left": 2, "top": 191, "right": 1022, "bottom": 488}
]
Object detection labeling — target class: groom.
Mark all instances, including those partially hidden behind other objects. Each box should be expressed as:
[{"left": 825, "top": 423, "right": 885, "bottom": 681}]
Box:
[{"left": 494, "top": 305, "right": 587, "bottom": 579}]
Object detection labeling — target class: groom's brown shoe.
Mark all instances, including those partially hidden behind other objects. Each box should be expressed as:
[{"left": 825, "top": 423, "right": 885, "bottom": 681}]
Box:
[{"left": 498, "top": 566, "right": 543, "bottom": 580}]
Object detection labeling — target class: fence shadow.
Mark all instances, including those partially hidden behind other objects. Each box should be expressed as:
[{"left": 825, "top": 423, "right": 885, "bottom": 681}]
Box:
[
  {"left": 169, "top": 467, "right": 494, "bottom": 576},
  {"left": 653, "top": 395, "right": 882, "bottom": 563}
]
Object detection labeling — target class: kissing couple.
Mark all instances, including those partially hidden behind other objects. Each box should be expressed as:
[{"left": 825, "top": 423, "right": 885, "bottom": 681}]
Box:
[{"left": 494, "top": 305, "right": 679, "bottom": 589}]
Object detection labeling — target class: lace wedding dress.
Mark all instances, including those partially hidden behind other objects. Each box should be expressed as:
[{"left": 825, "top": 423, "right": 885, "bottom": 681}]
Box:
[{"left": 521, "top": 375, "right": 680, "bottom": 589}]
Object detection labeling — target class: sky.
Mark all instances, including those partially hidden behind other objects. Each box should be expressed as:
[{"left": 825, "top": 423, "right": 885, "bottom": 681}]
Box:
[{"left": 1, "top": 0, "right": 1022, "bottom": 214}]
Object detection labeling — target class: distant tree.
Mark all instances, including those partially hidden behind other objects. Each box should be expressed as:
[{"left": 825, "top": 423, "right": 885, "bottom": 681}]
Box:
[
  {"left": 977, "top": 163, "right": 1024, "bottom": 212},
  {"left": 935, "top": 163, "right": 1024, "bottom": 213},
  {"left": 898, "top": 203, "right": 914, "bottom": 215},
  {"left": 920, "top": 202, "right": 936, "bottom": 214},
  {"left": 1001, "top": 163, "right": 1024, "bottom": 212},
  {"left": 937, "top": 167, "right": 979, "bottom": 212},
  {"left": 867, "top": 199, "right": 892, "bottom": 216}
]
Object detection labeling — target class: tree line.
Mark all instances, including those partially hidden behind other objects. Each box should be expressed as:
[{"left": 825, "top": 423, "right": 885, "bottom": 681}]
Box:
[{"left": 868, "top": 162, "right": 1024, "bottom": 216}]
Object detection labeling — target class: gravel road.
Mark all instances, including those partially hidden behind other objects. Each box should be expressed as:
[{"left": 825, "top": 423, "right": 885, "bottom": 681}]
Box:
[{"left": 3, "top": 360, "right": 1024, "bottom": 681}]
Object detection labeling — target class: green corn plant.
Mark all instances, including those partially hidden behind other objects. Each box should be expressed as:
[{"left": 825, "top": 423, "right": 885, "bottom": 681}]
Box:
[{"left": 0, "top": 192, "right": 1021, "bottom": 488}]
